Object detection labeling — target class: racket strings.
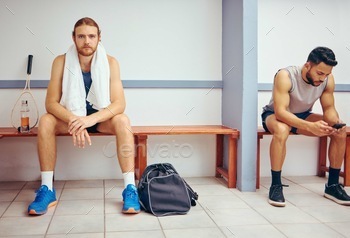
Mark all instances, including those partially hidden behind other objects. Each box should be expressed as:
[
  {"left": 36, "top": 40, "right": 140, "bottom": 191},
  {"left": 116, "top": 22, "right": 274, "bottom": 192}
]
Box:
[{"left": 11, "top": 77, "right": 39, "bottom": 130}]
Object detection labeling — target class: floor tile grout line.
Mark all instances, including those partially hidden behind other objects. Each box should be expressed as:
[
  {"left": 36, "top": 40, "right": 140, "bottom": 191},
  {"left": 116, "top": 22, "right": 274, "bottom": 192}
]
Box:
[
  {"left": 103, "top": 179, "right": 107, "bottom": 238},
  {"left": 156, "top": 214, "right": 167, "bottom": 237},
  {"left": 1, "top": 181, "right": 28, "bottom": 219},
  {"left": 199, "top": 200, "right": 233, "bottom": 237},
  {"left": 1, "top": 177, "right": 350, "bottom": 236},
  {"left": 249, "top": 177, "right": 347, "bottom": 238},
  {"left": 292, "top": 181, "right": 349, "bottom": 238},
  {"left": 44, "top": 180, "right": 66, "bottom": 236},
  {"left": 234, "top": 177, "right": 329, "bottom": 237},
  {"left": 227, "top": 186, "right": 289, "bottom": 237}
]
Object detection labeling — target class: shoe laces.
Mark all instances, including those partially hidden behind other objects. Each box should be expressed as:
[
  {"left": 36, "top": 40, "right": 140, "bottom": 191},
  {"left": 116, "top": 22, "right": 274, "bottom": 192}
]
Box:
[
  {"left": 271, "top": 184, "right": 288, "bottom": 193},
  {"left": 124, "top": 187, "right": 138, "bottom": 201},
  {"left": 272, "top": 184, "right": 289, "bottom": 189},
  {"left": 34, "top": 187, "right": 49, "bottom": 202},
  {"left": 329, "top": 183, "right": 346, "bottom": 194}
]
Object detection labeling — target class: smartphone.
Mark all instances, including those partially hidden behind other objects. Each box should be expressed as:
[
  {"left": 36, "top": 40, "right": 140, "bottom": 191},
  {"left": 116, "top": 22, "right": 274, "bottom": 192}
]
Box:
[{"left": 332, "top": 123, "right": 346, "bottom": 129}]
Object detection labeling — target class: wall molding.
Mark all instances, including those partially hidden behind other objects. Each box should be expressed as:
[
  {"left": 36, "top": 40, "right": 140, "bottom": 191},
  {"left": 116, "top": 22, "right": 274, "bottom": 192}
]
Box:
[
  {"left": 258, "top": 83, "right": 350, "bottom": 92},
  {"left": 0, "top": 80, "right": 222, "bottom": 89},
  {"left": 0, "top": 80, "right": 349, "bottom": 92}
]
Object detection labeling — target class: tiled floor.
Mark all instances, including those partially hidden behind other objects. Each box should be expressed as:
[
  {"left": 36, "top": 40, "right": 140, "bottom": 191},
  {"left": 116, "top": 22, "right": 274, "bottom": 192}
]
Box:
[{"left": 1, "top": 176, "right": 350, "bottom": 238}]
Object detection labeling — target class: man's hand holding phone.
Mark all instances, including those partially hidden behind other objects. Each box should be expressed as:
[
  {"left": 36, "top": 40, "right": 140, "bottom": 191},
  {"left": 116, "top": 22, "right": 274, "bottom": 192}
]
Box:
[{"left": 332, "top": 123, "right": 346, "bottom": 130}]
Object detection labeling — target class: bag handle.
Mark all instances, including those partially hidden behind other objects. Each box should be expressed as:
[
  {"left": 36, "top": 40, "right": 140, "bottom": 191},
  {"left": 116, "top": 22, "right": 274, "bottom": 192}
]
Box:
[
  {"left": 145, "top": 166, "right": 165, "bottom": 182},
  {"left": 160, "top": 163, "right": 177, "bottom": 174}
]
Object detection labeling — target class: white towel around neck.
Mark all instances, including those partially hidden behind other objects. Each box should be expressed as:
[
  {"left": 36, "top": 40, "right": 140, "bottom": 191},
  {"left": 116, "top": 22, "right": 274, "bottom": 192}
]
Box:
[{"left": 60, "top": 43, "right": 111, "bottom": 116}]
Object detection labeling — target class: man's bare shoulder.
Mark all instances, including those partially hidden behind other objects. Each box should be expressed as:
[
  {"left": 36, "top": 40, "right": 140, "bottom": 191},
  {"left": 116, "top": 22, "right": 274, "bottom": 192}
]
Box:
[
  {"left": 275, "top": 69, "right": 290, "bottom": 79},
  {"left": 107, "top": 55, "right": 119, "bottom": 67},
  {"left": 324, "top": 73, "right": 335, "bottom": 92},
  {"left": 52, "top": 54, "right": 66, "bottom": 66},
  {"left": 274, "top": 69, "right": 292, "bottom": 91}
]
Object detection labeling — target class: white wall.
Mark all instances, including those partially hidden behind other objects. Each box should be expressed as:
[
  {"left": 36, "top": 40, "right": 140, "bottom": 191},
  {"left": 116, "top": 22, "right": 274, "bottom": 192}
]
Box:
[
  {"left": 0, "top": 0, "right": 221, "bottom": 81},
  {"left": 2, "top": 0, "right": 350, "bottom": 181},
  {"left": 0, "top": 0, "right": 222, "bottom": 181},
  {"left": 258, "top": 0, "right": 350, "bottom": 84},
  {"left": 258, "top": 0, "right": 350, "bottom": 176}
]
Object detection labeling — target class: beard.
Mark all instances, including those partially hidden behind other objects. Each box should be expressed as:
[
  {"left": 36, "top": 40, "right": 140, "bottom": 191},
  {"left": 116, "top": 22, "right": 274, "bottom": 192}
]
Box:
[
  {"left": 77, "top": 46, "right": 96, "bottom": 57},
  {"left": 305, "top": 71, "right": 316, "bottom": 86}
]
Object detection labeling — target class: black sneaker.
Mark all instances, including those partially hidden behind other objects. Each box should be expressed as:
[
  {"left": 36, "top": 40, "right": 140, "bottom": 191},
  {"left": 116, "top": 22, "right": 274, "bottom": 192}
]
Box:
[
  {"left": 268, "top": 184, "right": 289, "bottom": 207},
  {"left": 324, "top": 183, "right": 350, "bottom": 205}
]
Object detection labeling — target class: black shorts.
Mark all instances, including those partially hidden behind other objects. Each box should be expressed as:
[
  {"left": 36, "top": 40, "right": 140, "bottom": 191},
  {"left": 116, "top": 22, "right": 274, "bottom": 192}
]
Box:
[
  {"left": 86, "top": 109, "right": 99, "bottom": 133},
  {"left": 261, "top": 110, "right": 312, "bottom": 134}
]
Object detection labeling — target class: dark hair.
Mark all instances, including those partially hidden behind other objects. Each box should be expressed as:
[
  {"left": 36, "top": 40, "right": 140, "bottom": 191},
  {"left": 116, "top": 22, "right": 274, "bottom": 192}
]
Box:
[
  {"left": 307, "top": 46, "right": 337, "bottom": 66},
  {"left": 72, "top": 17, "right": 101, "bottom": 36}
]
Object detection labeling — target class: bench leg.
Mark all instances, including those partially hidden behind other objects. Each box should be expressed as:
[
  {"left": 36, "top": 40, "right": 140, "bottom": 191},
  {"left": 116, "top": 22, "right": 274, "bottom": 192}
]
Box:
[
  {"left": 215, "top": 134, "right": 223, "bottom": 178},
  {"left": 227, "top": 134, "right": 237, "bottom": 188},
  {"left": 215, "top": 134, "right": 237, "bottom": 188},
  {"left": 344, "top": 136, "right": 350, "bottom": 186},
  {"left": 134, "top": 136, "right": 139, "bottom": 179},
  {"left": 256, "top": 135, "right": 263, "bottom": 189},
  {"left": 135, "top": 135, "right": 148, "bottom": 180},
  {"left": 317, "top": 136, "right": 328, "bottom": 177}
]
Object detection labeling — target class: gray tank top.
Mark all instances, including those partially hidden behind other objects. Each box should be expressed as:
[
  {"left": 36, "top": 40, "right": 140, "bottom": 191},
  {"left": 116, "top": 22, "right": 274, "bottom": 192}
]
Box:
[{"left": 262, "top": 66, "right": 328, "bottom": 114}]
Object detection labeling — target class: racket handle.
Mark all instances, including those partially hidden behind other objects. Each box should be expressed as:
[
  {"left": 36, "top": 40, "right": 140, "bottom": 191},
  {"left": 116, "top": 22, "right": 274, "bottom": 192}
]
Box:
[{"left": 27, "top": 55, "right": 33, "bottom": 75}]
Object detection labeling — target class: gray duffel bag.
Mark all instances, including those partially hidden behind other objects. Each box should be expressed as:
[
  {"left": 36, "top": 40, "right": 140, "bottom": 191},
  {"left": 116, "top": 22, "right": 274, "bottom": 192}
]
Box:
[{"left": 137, "top": 163, "right": 198, "bottom": 216}]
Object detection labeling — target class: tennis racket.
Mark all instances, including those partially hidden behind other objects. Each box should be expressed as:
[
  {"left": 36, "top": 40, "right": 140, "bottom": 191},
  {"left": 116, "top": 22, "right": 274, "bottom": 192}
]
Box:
[{"left": 11, "top": 55, "right": 39, "bottom": 132}]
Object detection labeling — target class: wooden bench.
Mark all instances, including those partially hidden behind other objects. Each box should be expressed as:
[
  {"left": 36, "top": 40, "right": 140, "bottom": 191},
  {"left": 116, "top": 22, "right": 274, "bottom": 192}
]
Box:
[
  {"left": 257, "top": 127, "right": 350, "bottom": 189},
  {"left": 0, "top": 125, "right": 240, "bottom": 188}
]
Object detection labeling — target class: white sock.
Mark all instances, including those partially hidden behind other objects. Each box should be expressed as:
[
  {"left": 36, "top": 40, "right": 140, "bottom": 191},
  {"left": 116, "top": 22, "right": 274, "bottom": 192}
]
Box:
[
  {"left": 122, "top": 172, "right": 135, "bottom": 188},
  {"left": 41, "top": 171, "right": 54, "bottom": 191}
]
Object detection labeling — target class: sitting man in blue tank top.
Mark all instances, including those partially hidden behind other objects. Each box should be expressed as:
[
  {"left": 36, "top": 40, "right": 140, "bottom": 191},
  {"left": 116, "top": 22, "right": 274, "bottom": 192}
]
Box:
[
  {"left": 27, "top": 17, "right": 140, "bottom": 215},
  {"left": 261, "top": 46, "right": 349, "bottom": 207}
]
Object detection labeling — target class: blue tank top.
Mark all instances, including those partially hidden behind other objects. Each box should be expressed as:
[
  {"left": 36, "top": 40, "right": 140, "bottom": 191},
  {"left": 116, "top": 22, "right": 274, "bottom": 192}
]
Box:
[{"left": 82, "top": 71, "right": 94, "bottom": 111}]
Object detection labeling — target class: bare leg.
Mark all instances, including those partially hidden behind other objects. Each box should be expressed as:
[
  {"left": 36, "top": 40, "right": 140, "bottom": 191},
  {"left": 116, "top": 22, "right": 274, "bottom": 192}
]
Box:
[
  {"left": 37, "top": 113, "right": 68, "bottom": 171},
  {"left": 264, "top": 114, "right": 291, "bottom": 207},
  {"left": 97, "top": 113, "right": 140, "bottom": 214},
  {"left": 265, "top": 115, "right": 291, "bottom": 171},
  {"left": 324, "top": 130, "right": 349, "bottom": 205},
  {"left": 97, "top": 113, "right": 135, "bottom": 173},
  {"left": 28, "top": 113, "right": 67, "bottom": 215},
  {"left": 328, "top": 132, "right": 346, "bottom": 168}
]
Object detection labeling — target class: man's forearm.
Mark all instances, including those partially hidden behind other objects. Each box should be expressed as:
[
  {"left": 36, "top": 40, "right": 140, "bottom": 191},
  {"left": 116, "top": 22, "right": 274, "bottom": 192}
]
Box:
[
  {"left": 276, "top": 110, "right": 312, "bottom": 131},
  {"left": 46, "top": 102, "right": 75, "bottom": 124},
  {"left": 323, "top": 108, "right": 339, "bottom": 125},
  {"left": 90, "top": 103, "right": 125, "bottom": 124}
]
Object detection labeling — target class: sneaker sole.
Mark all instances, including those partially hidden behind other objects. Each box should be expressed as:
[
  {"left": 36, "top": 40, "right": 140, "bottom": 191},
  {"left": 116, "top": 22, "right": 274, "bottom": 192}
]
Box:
[
  {"left": 122, "top": 207, "right": 140, "bottom": 214},
  {"left": 324, "top": 194, "right": 350, "bottom": 205},
  {"left": 28, "top": 201, "right": 58, "bottom": 215},
  {"left": 268, "top": 199, "right": 286, "bottom": 207}
]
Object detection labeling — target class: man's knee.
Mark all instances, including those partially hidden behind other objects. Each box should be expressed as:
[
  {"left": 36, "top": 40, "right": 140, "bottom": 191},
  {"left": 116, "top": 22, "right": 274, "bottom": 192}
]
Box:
[
  {"left": 38, "top": 114, "right": 59, "bottom": 134},
  {"left": 39, "top": 114, "right": 56, "bottom": 128},
  {"left": 112, "top": 114, "right": 131, "bottom": 128},
  {"left": 330, "top": 129, "right": 347, "bottom": 141},
  {"left": 271, "top": 123, "right": 291, "bottom": 142}
]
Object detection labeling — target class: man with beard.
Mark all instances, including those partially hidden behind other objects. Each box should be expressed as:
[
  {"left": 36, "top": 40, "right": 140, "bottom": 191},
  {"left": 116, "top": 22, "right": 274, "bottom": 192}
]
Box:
[
  {"left": 261, "top": 46, "right": 350, "bottom": 207},
  {"left": 28, "top": 17, "right": 140, "bottom": 215}
]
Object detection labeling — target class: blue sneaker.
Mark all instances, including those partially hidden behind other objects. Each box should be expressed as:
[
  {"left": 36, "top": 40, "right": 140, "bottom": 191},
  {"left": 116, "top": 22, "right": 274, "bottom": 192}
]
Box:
[
  {"left": 28, "top": 185, "right": 57, "bottom": 215},
  {"left": 122, "top": 184, "right": 140, "bottom": 214}
]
